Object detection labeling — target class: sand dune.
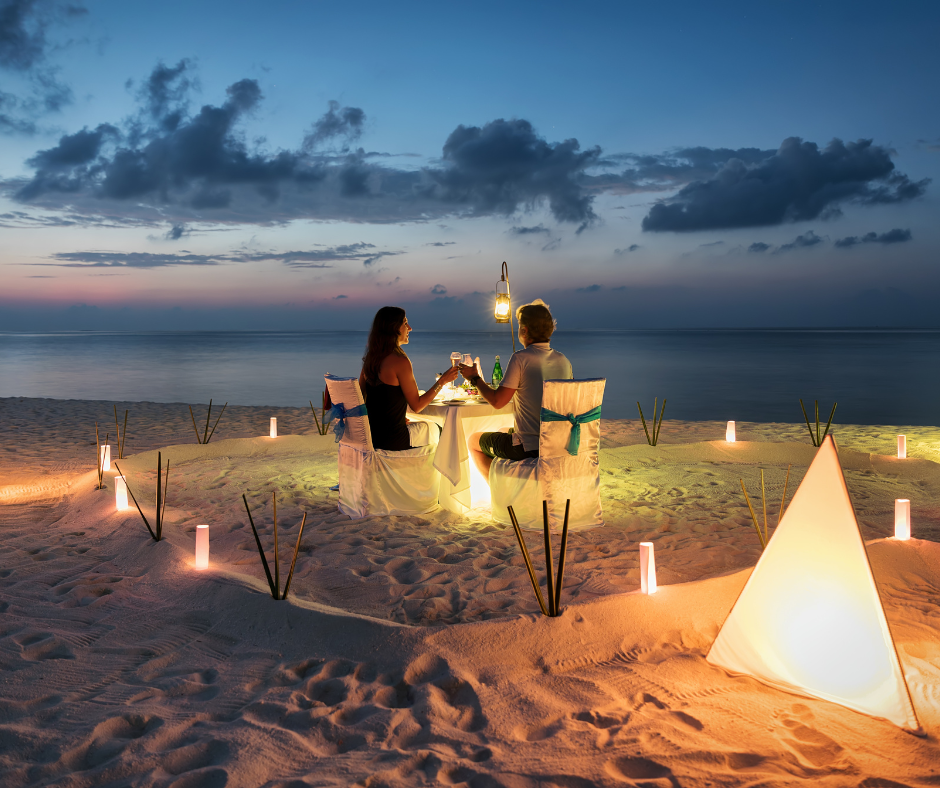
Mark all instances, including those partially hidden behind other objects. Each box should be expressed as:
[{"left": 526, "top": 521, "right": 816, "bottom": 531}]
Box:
[{"left": 1, "top": 397, "right": 939, "bottom": 786}]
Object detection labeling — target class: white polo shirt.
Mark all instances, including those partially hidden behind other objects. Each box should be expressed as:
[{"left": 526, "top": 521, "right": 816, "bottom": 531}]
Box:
[{"left": 500, "top": 342, "right": 573, "bottom": 452}]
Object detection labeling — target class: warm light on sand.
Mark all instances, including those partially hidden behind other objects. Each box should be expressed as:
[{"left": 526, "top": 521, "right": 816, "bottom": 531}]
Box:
[
  {"left": 726, "top": 421, "right": 735, "bottom": 442},
  {"left": 270, "top": 418, "right": 277, "bottom": 438},
  {"left": 114, "top": 475, "right": 128, "bottom": 510},
  {"left": 100, "top": 444, "right": 111, "bottom": 472},
  {"left": 195, "top": 525, "right": 209, "bottom": 569},
  {"left": 469, "top": 458, "right": 492, "bottom": 507},
  {"left": 895, "top": 499, "right": 911, "bottom": 540},
  {"left": 640, "top": 542, "right": 657, "bottom": 594},
  {"left": 897, "top": 435, "right": 906, "bottom": 459}
]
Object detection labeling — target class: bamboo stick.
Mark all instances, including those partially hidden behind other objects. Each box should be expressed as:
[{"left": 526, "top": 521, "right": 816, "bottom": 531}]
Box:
[
  {"left": 115, "top": 462, "right": 156, "bottom": 540},
  {"left": 654, "top": 399, "right": 667, "bottom": 445},
  {"left": 760, "top": 469, "right": 768, "bottom": 545},
  {"left": 203, "top": 399, "right": 213, "bottom": 444},
  {"left": 189, "top": 406, "right": 203, "bottom": 444},
  {"left": 281, "top": 512, "right": 308, "bottom": 600},
  {"left": 815, "top": 400, "right": 820, "bottom": 446},
  {"left": 542, "top": 501, "right": 555, "bottom": 617},
  {"left": 799, "top": 399, "right": 816, "bottom": 446},
  {"left": 637, "top": 402, "right": 652, "bottom": 446},
  {"left": 121, "top": 409, "right": 128, "bottom": 458},
  {"left": 95, "top": 422, "right": 101, "bottom": 489},
  {"left": 778, "top": 464, "right": 791, "bottom": 528},
  {"left": 554, "top": 499, "right": 571, "bottom": 616},
  {"left": 156, "top": 452, "right": 162, "bottom": 541},
  {"left": 508, "top": 506, "right": 549, "bottom": 616},
  {"left": 739, "top": 479, "right": 766, "bottom": 548},
  {"left": 273, "top": 491, "right": 280, "bottom": 599},
  {"left": 160, "top": 458, "right": 170, "bottom": 539},
  {"left": 243, "top": 494, "right": 276, "bottom": 598},
  {"left": 205, "top": 402, "right": 227, "bottom": 444},
  {"left": 822, "top": 402, "right": 837, "bottom": 443}
]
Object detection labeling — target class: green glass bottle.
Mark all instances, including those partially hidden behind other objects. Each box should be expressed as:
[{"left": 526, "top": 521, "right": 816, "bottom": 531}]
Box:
[{"left": 492, "top": 355, "right": 503, "bottom": 387}]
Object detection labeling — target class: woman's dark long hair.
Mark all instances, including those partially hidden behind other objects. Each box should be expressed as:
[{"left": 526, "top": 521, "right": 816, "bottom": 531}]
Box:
[{"left": 362, "top": 306, "right": 407, "bottom": 385}]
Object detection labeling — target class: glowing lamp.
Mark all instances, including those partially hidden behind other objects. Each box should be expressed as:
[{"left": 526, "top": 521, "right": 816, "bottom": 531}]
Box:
[
  {"left": 894, "top": 499, "right": 910, "bottom": 540},
  {"left": 195, "top": 524, "right": 209, "bottom": 569},
  {"left": 726, "top": 421, "right": 735, "bottom": 442},
  {"left": 640, "top": 541, "right": 657, "bottom": 594},
  {"left": 270, "top": 418, "right": 277, "bottom": 439},
  {"left": 495, "top": 281, "right": 511, "bottom": 322},
  {"left": 114, "top": 475, "right": 129, "bottom": 511},
  {"left": 100, "top": 444, "right": 111, "bottom": 472},
  {"left": 897, "top": 435, "right": 906, "bottom": 459}
]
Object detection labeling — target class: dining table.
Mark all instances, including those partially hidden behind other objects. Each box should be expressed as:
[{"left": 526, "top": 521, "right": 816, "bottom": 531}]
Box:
[{"left": 408, "top": 397, "right": 514, "bottom": 515}]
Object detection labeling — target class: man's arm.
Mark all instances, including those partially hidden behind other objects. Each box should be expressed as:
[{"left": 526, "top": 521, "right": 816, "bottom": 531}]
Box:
[{"left": 459, "top": 365, "right": 515, "bottom": 409}]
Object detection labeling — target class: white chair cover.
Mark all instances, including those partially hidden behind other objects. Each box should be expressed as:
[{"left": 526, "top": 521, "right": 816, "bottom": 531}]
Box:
[
  {"left": 489, "top": 378, "right": 605, "bottom": 531},
  {"left": 325, "top": 374, "right": 441, "bottom": 519}
]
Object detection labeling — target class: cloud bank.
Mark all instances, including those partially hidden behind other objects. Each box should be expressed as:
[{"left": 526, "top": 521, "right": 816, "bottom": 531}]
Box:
[{"left": 642, "top": 138, "right": 929, "bottom": 232}]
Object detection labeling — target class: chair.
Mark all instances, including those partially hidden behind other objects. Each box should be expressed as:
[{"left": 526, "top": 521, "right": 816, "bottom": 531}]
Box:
[
  {"left": 324, "top": 374, "right": 442, "bottom": 519},
  {"left": 489, "top": 378, "right": 605, "bottom": 530}
]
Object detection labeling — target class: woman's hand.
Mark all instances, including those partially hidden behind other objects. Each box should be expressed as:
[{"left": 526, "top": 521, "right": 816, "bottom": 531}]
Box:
[{"left": 439, "top": 365, "right": 460, "bottom": 385}]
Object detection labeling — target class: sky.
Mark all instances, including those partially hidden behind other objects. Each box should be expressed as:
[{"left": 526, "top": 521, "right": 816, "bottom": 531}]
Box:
[{"left": 1, "top": 0, "right": 939, "bottom": 331}]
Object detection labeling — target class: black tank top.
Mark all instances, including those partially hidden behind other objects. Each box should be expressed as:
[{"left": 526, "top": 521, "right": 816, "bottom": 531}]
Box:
[{"left": 363, "top": 380, "right": 410, "bottom": 451}]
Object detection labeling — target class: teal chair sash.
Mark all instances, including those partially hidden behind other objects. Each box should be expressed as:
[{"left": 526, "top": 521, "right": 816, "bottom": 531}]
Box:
[{"left": 539, "top": 405, "right": 602, "bottom": 455}]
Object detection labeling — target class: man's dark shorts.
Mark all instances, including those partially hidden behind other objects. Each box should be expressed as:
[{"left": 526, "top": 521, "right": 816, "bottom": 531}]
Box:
[{"left": 479, "top": 431, "right": 539, "bottom": 461}]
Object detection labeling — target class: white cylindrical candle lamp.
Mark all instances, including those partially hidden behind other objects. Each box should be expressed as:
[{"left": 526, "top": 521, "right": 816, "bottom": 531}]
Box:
[
  {"left": 270, "top": 418, "right": 277, "bottom": 439},
  {"left": 640, "top": 541, "right": 657, "bottom": 594},
  {"left": 897, "top": 435, "right": 906, "bottom": 459},
  {"left": 195, "top": 524, "right": 209, "bottom": 569},
  {"left": 894, "top": 499, "right": 911, "bottom": 540},
  {"left": 726, "top": 421, "right": 736, "bottom": 442},
  {"left": 114, "top": 475, "right": 129, "bottom": 511},
  {"left": 100, "top": 444, "right": 111, "bottom": 472}
]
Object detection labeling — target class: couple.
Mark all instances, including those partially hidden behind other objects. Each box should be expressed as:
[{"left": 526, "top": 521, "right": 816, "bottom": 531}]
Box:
[{"left": 359, "top": 300, "right": 572, "bottom": 480}]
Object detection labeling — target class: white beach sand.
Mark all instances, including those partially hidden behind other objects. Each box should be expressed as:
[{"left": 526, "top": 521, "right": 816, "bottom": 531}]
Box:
[{"left": 1, "top": 397, "right": 939, "bottom": 786}]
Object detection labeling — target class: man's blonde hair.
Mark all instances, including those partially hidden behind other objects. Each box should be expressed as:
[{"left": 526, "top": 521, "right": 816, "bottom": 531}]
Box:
[{"left": 516, "top": 298, "right": 556, "bottom": 343}]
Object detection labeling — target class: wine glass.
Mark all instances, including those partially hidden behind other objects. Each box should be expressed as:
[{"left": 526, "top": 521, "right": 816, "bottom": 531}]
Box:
[{"left": 450, "top": 352, "right": 462, "bottom": 367}]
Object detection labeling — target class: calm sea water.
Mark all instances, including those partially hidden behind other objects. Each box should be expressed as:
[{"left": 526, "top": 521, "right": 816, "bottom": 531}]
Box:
[{"left": 1, "top": 330, "right": 939, "bottom": 424}]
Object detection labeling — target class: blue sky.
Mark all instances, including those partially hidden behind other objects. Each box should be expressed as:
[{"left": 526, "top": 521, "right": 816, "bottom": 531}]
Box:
[{"left": 2, "top": 0, "right": 938, "bottom": 330}]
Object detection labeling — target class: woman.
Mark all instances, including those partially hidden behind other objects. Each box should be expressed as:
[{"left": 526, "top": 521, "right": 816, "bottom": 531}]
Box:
[{"left": 359, "top": 306, "right": 460, "bottom": 451}]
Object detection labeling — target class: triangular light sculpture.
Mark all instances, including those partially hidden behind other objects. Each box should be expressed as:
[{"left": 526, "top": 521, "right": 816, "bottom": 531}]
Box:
[{"left": 707, "top": 435, "right": 921, "bottom": 732}]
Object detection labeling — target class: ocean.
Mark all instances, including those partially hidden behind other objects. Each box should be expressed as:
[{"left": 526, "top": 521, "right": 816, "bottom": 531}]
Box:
[{"left": 1, "top": 329, "right": 938, "bottom": 424}]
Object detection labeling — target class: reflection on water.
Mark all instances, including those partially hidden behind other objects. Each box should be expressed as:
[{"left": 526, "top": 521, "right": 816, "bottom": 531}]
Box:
[{"left": 2, "top": 329, "right": 939, "bottom": 424}]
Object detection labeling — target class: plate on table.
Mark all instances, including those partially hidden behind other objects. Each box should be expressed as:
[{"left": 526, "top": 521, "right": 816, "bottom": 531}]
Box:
[{"left": 443, "top": 398, "right": 482, "bottom": 406}]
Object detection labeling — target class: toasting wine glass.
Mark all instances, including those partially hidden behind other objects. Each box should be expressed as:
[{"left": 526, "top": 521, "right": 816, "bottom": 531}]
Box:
[{"left": 450, "top": 352, "right": 462, "bottom": 367}]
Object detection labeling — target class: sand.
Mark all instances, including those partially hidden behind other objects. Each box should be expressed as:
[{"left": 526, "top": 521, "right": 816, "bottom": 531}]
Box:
[{"left": 1, "top": 396, "right": 939, "bottom": 786}]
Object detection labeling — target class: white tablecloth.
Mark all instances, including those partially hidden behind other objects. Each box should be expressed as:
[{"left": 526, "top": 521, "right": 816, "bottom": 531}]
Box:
[{"left": 409, "top": 399, "right": 514, "bottom": 514}]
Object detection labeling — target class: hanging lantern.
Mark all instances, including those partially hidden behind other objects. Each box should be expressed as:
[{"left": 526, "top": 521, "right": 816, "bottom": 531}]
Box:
[
  {"left": 195, "top": 524, "right": 209, "bottom": 569},
  {"left": 495, "top": 271, "right": 511, "bottom": 323}
]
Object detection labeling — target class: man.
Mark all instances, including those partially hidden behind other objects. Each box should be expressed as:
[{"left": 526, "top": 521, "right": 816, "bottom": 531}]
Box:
[{"left": 459, "top": 299, "right": 572, "bottom": 481}]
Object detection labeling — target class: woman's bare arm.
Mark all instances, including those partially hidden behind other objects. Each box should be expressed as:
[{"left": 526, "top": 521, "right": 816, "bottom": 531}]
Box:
[{"left": 394, "top": 355, "right": 459, "bottom": 412}]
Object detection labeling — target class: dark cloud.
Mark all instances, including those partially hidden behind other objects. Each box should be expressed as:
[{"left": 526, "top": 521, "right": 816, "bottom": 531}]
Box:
[
  {"left": 775, "top": 230, "right": 824, "bottom": 253},
  {"left": 303, "top": 100, "right": 365, "bottom": 150},
  {"left": 425, "top": 241, "right": 455, "bottom": 246},
  {"left": 430, "top": 118, "right": 601, "bottom": 227},
  {"left": 165, "top": 222, "right": 188, "bottom": 240},
  {"left": 333, "top": 294, "right": 348, "bottom": 299},
  {"left": 0, "top": 0, "right": 83, "bottom": 133},
  {"left": 35, "top": 242, "right": 393, "bottom": 268},
  {"left": 508, "top": 224, "right": 551, "bottom": 235},
  {"left": 641, "top": 138, "right": 930, "bottom": 232},
  {"left": 576, "top": 283, "right": 602, "bottom": 293},
  {"left": 44, "top": 251, "right": 221, "bottom": 267},
  {"left": 748, "top": 242, "right": 771, "bottom": 253},
  {"left": 834, "top": 228, "right": 912, "bottom": 248},
  {"left": 614, "top": 244, "right": 640, "bottom": 254},
  {"left": 430, "top": 284, "right": 447, "bottom": 295}
]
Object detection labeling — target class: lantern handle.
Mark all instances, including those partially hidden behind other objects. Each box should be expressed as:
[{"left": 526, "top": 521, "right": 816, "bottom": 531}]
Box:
[{"left": 501, "top": 261, "right": 516, "bottom": 353}]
